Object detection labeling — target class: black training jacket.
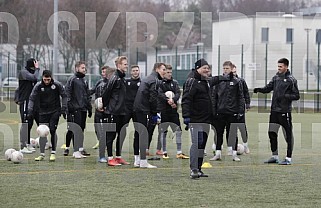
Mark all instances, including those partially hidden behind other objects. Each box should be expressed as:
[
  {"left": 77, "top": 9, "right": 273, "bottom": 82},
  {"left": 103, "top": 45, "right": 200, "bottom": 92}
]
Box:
[
  {"left": 125, "top": 77, "right": 141, "bottom": 113},
  {"left": 133, "top": 71, "right": 162, "bottom": 115},
  {"left": 182, "top": 71, "right": 212, "bottom": 123},
  {"left": 257, "top": 70, "right": 300, "bottom": 113},
  {"left": 183, "top": 69, "right": 230, "bottom": 91},
  {"left": 212, "top": 75, "right": 244, "bottom": 115},
  {"left": 91, "top": 78, "right": 108, "bottom": 99},
  {"left": 102, "top": 70, "right": 127, "bottom": 115},
  {"left": 65, "top": 72, "right": 92, "bottom": 113},
  {"left": 18, "top": 67, "right": 40, "bottom": 104},
  {"left": 239, "top": 77, "right": 250, "bottom": 108},
  {"left": 28, "top": 79, "right": 67, "bottom": 115},
  {"left": 158, "top": 78, "right": 181, "bottom": 114},
  {"left": 235, "top": 75, "right": 251, "bottom": 111}
]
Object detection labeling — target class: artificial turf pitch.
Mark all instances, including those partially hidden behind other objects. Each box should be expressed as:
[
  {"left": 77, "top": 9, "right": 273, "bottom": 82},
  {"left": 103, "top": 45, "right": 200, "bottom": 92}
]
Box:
[{"left": 0, "top": 101, "right": 320, "bottom": 208}]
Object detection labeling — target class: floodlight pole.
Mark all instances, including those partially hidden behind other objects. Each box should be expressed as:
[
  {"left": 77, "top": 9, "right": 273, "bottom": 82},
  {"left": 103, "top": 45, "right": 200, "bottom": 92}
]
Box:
[
  {"left": 144, "top": 32, "right": 149, "bottom": 77},
  {"left": 305, "top": 28, "right": 311, "bottom": 91},
  {"left": 53, "top": 0, "right": 59, "bottom": 75}
]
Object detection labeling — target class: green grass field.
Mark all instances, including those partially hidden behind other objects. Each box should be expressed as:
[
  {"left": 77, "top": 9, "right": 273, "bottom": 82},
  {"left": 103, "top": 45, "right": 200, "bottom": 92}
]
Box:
[{"left": 0, "top": 100, "right": 321, "bottom": 208}]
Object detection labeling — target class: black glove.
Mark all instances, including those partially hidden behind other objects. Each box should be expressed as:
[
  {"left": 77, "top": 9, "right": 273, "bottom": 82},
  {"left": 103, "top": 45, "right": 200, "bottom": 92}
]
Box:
[
  {"left": 88, "top": 110, "right": 92, "bottom": 118},
  {"left": 26, "top": 113, "right": 33, "bottom": 120},
  {"left": 184, "top": 118, "right": 190, "bottom": 131},
  {"left": 61, "top": 111, "right": 67, "bottom": 120},
  {"left": 150, "top": 114, "right": 160, "bottom": 125},
  {"left": 61, "top": 108, "right": 67, "bottom": 119},
  {"left": 236, "top": 113, "right": 244, "bottom": 120},
  {"left": 67, "top": 101, "right": 76, "bottom": 114},
  {"left": 245, "top": 104, "right": 250, "bottom": 110},
  {"left": 229, "top": 72, "right": 234, "bottom": 80},
  {"left": 253, "top": 88, "right": 261, "bottom": 93},
  {"left": 184, "top": 118, "right": 190, "bottom": 126}
]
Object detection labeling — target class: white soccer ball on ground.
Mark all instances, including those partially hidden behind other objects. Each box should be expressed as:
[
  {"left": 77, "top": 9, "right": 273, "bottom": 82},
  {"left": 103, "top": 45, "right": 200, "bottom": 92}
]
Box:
[
  {"left": 237, "top": 144, "right": 245, "bottom": 155},
  {"left": 30, "top": 138, "right": 38, "bottom": 148},
  {"left": 165, "top": 91, "right": 175, "bottom": 99},
  {"left": 95, "top": 97, "right": 103, "bottom": 111},
  {"left": 5, "top": 148, "right": 16, "bottom": 161},
  {"left": 37, "top": 125, "right": 50, "bottom": 137},
  {"left": 11, "top": 151, "right": 23, "bottom": 164}
]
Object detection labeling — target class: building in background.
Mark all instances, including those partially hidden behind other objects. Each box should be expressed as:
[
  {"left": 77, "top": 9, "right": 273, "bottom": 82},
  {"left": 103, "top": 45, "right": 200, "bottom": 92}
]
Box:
[
  {"left": 146, "top": 12, "right": 321, "bottom": 90},
  {"left": 212, "top": 13, "right": 321, "bottom": 90}
]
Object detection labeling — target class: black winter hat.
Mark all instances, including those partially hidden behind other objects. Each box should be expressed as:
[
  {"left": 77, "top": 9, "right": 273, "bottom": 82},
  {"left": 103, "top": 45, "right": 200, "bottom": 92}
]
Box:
[
  {"left": 194, "top": 58, "right": 209, "bottom": 70},
  {"left": 26, "top": 58, "right": 36, "bottom": 68}
]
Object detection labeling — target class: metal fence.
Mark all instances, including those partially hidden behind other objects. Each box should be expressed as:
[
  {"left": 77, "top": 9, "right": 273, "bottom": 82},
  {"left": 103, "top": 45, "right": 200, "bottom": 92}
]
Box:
[
  {"left": 150, "top": 42, "right": 321, "bottom": 91},
  {"left": 1, "top": 41, "right": 321, "bottom": 90}
]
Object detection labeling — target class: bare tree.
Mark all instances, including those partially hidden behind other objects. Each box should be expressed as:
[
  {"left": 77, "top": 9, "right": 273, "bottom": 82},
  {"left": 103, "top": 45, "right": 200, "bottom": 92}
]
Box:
[{"left": 0, "top": 0, "right": 53, "bottom": 71}]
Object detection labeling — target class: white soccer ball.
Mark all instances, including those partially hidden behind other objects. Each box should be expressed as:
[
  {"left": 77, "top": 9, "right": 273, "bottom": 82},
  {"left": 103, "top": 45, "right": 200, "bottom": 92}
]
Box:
[
  {"left": 37, "top": 125, "right": 50, "bottom": 137},
  {"left": 5, "top": 148, "right": 16, "bottom": 161},
  {"left": 165, "top": 91, "right": 175, "bottom": 99},
  {"left": 30, "top": 138, "right": 38, "bottom": 148},
  {"left": 11, "top": 151, "right": 23, "bottom": 164},
  {"left": 237, "top": 144, "right": 245, "bottom": 155},
  {"left": 95, "top": 97, "right": 103, "bottom": 111}
]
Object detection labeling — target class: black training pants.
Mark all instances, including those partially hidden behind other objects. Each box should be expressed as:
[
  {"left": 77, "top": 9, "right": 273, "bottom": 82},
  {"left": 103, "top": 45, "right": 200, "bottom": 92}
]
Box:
[{"left": 268, "top": 111, "right": 294, "bottom": 158}]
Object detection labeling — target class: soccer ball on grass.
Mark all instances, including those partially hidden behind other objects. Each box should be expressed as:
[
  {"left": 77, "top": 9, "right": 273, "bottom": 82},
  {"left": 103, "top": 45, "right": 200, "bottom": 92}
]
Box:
[
  {"left": 11, "top": 151, "right": 23, "bottom": 164},
  {"left": 5, "top": 148, "right": 16, "bottom": 161}
]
